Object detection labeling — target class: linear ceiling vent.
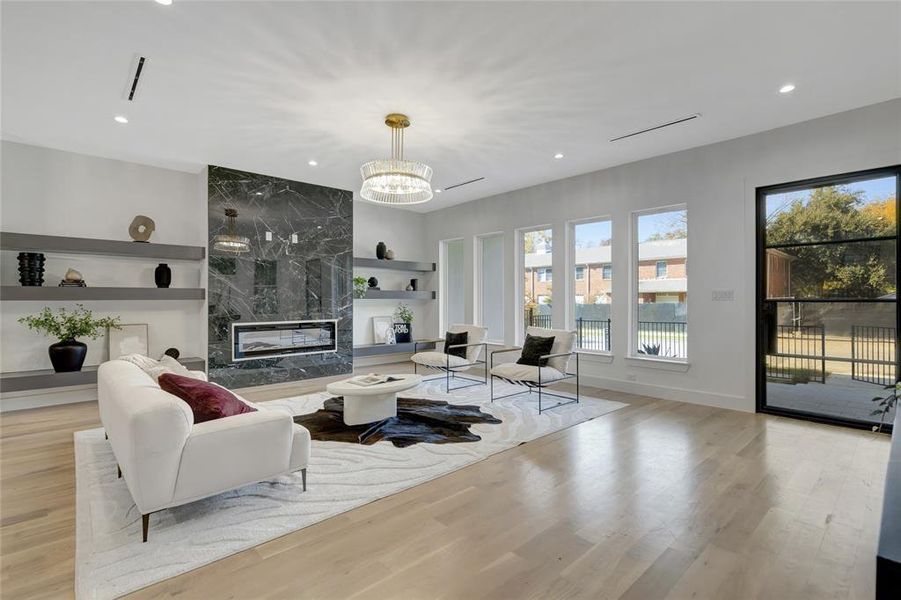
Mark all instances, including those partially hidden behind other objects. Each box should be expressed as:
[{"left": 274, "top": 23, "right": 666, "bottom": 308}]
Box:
[
  {"left": 609, "top": 113, "right": 700, "bottom": 142},
  {"left": 123, "top": 55, "right": 148, "bottom": 101},
  {"left": 443, "top": 177, "right": 485, "bottom": 191}
]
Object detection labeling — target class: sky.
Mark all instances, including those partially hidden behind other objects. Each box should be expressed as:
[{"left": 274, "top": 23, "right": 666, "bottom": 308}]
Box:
[
  {"left": 636, "top": 209, "right": 686, "bottom": 243},
  {"left": 765, "top": 175, "right": 897, "bottom": 220},
  {"left": 575, "top": 220, "right": 612, "bottom": 247}
]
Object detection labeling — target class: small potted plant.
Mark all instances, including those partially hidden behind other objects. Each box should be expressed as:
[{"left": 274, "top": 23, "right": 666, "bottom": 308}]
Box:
[
  {"left": 19, "top": 304, "right": 121, "bottom": 372},
  {"left": 393, "top": 303, "right": 414, "bottom": 343},
  {"left": 353, "top": 276, "right": 368, "bottom": 299},
  {"left": 871, "top": 382, "right": 900, "bottom": 433}
]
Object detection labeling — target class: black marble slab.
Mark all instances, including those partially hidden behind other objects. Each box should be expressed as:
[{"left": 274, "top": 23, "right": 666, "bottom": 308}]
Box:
[{"left": 207, "top": 165, "right": 353, "bottom": 388}]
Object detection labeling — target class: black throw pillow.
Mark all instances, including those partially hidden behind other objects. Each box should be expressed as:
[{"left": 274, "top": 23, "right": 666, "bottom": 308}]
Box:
[
  {"left": 517, "top": 334, "right": 556, "bottom": 367},
  {"left": 444, "top": 331, "right": 469, "bottom": 359}
]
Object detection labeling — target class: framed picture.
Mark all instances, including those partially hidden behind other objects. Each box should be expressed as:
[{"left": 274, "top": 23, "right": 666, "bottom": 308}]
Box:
[
  {"left": 372, "top": 316, "right": 395, "bottom": 344},
  {"left": 109, "top": 324, "right": 149, "bottom": 358}
]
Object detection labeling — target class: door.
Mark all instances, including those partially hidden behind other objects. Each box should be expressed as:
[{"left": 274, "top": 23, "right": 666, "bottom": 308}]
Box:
[{"left": 757, "top": 166, "right": 900, "bottom": 431}]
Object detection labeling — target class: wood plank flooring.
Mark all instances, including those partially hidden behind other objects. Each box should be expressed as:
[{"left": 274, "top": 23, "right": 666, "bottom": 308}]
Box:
[{"left": 0, "top": 364, "right": 891, "bottom": 599}]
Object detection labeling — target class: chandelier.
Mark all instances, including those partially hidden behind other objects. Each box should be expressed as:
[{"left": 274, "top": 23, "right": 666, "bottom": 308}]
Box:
[
  {"left": 212, "top": 208, "right": 250, "bottom": 253},
  {"left": 360, "top": 113, "right": 433, "bottom": 205}
]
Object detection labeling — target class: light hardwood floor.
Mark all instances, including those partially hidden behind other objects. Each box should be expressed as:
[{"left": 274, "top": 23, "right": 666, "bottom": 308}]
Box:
[{"left": 0, "top": 363, "right": 891, "bottom": 599}]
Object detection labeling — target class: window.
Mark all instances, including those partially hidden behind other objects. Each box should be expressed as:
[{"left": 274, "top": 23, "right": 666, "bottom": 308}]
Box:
[
  {"left": 759, "top": 168, "right": 899, "bottom": 428},
  {"left": 572, "top": 218, "right": 612, "bottom": 351},
  {"left": 602, "top": 264, "right": 612, "bottom": 280},
  {"left": 476, "top": 233, "right": 504, "bottom": 342},
  {"left": 440, "top": 239, "right": 465, "bottom": 332},
  {"left": 633, "top": 208, "right": 687, "bottom": 359},
  {"left": 521, "top": 227, "right": 553, "bottom": 333}
]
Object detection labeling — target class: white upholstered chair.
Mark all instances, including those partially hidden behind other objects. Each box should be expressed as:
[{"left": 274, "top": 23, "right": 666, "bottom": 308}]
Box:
[
  {"left": 489, "top": 326, "right": 581, "bottom": 412},
  {"left": 410, "top": 324, "right": 489, "bottom": 391}
]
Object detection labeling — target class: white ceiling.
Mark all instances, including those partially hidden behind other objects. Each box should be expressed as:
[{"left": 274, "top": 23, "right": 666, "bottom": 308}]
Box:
[{"left": 2, "top": 1, "right": 899, "bottom": 213}]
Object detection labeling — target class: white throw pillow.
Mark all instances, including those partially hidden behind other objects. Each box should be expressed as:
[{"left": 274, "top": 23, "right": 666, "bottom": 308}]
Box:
[{"left": 117, "top": 354, "right": 199, "bottom": 384}]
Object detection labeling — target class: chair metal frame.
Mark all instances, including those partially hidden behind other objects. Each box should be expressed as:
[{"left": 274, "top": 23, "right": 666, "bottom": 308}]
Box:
[
  {"left": 413, "top": 339, "right": 489, "bottom": 392},
  {"left": 489, "top": 347, "right": 581, "bottom": 413}
]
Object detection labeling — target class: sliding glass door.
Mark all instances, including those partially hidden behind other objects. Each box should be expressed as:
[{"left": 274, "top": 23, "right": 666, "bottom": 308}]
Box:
[{"left": 757, "top": 166, "right": 900, "bottom": 430}]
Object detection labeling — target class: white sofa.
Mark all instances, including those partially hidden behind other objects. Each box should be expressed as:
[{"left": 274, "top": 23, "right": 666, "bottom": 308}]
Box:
[{"left": 97, "top": 359, "right": 311, "bottom": 542}]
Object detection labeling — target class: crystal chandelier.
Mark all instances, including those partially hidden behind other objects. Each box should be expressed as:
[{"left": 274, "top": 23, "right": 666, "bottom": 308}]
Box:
[
  {"left": 212, "top": 208, "right": 250, "bottom": 253},
  {"left": 360, "top": 113, "right": 433, "bottom": 205}
]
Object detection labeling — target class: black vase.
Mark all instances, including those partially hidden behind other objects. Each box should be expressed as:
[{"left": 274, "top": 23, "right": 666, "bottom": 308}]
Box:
[
  {"left": 154, "top": 263, "right": 171, "bottom": 288},
  {"left": 17, "top": 252, "right": 45, "bottom": 286},
  {"left": 48, "top": 339, "right": 87, "bottom": 373},
  {"left": 376, "top": 242, "right": 387, "bottom": 260},
  {"left": 368, "top": 276, "right": 379, "bottom": 289},
  {"left": 410, "top": 278, "right": 419, "bottom": 291}
]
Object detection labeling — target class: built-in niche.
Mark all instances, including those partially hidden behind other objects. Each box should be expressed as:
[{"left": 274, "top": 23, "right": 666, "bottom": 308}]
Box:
[{"left": 207, "top": 165, "right": 353, "bottom": 388}]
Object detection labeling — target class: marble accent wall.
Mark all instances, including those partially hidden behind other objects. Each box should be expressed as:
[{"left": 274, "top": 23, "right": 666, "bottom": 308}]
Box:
[{"left": 208, "top": 165, "right": 353, "bottom": 388}]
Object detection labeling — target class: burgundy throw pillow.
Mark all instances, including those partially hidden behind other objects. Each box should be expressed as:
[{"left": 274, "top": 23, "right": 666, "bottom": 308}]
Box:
[{"left": 158, "top": 373, "right": 256, "bottom": 424}]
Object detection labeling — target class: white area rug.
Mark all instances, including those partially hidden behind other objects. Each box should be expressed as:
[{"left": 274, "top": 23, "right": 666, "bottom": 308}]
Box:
[{"left": 75, "top": 378, "right": 625, "bottom": 599}]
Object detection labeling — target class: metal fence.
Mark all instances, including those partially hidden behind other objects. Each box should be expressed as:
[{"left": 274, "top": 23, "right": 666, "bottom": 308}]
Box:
[
  {"left": 765, "top": 325, "right": 826, "bottom": 383},
  {"left": 851, "top": 325, "right": 897, "bottom": 386},
  {"left": 576, "top": 318, "right": 611, "bottom": 351},
  {"left": 525, "top": 310, "right": 552, "bottom": 330},
  {"left": 636, "top": 321, "right": 687, "bottom": 358}
]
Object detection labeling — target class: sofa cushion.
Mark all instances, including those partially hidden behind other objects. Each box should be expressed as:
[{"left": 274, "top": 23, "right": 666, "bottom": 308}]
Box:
[
  {"left": 491, "top": 362, "right": 566, "bottom": 384},
  {"left": 411, "top": 351, "right": 471, "bottom": 369},
  {"left": 525, "top": 326, "right": 576, "bottom": 372},
  {"left": 444, "top": 331, "right": 469, "bottom": 359},
  {"left": 159, "top": 373, "right": 256, "bottom": 424},
  {"left": 517, "top": 334, "right": 556, "bottom": 367}
]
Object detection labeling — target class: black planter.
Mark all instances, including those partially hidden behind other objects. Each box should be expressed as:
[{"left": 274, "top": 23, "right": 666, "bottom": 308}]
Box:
[
  {"left": 154, "top": 263, "right": 172, "bottom": 288},
  {"left": 48, "top": 339, "right": 87, "bottom": 373},
  {"left": 367, "top": 276, "right": 379, "bottom": 289},
  {"left": 376, "top": 242, "right": 387, "bottom": 260},
  {"left": 409, "top": 278, "right": 419, "bottom": 291},
  {"left": 394, "top": 322, "right": 412, "bottom": 344}
]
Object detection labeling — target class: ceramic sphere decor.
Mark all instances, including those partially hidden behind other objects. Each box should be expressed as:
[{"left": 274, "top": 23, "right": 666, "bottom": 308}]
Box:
[{"left": 128, "top": 215, "right": 156, "bottom": 242}]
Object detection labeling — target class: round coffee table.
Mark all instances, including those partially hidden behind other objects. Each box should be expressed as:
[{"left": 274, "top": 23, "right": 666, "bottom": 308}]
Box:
[{"left": 326, "top": 374, "right": 422, "bottom": 426}]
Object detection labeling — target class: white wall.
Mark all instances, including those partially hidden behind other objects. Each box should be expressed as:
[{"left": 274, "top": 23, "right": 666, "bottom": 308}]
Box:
[
  {"left": 352, "top": 201, "right": 436, "bottom": 348},
  {"left": 0, "top": 141, "right": 206, "bottom": 409},
  {"left": 423, "top": 99, "right": 901, "bottom": 412}
]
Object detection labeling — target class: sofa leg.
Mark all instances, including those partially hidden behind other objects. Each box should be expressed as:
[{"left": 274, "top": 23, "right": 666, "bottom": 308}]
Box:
[
  {"left": 142, "top": 514, "right": 149, "bottom": 543},
  {"left": 301, "top": 468, "right": 307, "bottom": 492},
  {"left": 117, "top": 464, "right": 121, "bottom": 479}
]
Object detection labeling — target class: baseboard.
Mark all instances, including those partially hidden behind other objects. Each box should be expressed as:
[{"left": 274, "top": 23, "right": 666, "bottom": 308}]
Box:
[
  {"left": 579, "top": 373, "right": 751, "bottom": 412},
  {"left": 0, "top": 385, "right": 98, "bottom": 412}
]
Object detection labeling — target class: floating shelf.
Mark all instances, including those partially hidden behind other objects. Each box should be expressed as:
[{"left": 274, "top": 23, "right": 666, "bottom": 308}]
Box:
[
  {"left": 0, "top": 287, "right": 206, "bottom": 301},
  {"left": 359, "top": 289, "right": 436, "bottom": 300},
  {"left": 353, "top": 341, "right": 435, "bottom": 357},
  {"left": 0, "top": 357, "right": 206, "bottom": 393},
  {"left": 0, "top": 232, "right": 206, "bottom": 261},
  {"left": 353, "top": 257, "right": 435, "bottom": 272}
]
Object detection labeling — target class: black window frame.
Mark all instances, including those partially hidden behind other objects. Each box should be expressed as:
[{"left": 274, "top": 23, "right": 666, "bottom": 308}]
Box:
[{"left": 755, "top": 164, "right": 901, "bottom": 432}]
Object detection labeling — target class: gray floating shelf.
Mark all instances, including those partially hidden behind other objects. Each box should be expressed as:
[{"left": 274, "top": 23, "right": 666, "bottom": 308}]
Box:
[
  {"left": 0, "top": 231, "right": 206, "bottom": 261},
  {"left": 353, "top": 341, "right": 435, "bottom": 357},
  {"left": 353, "top": 257, "right": 435, "bottom": 272},
  {"left": 0, "top": 287, "right": 206, "bottom": 301},
  {"left": 0, "top": 357, "right": 206, "bottom": 393},
  {"left": 360, "top": 289, "right": 436, "bottom": 300}
]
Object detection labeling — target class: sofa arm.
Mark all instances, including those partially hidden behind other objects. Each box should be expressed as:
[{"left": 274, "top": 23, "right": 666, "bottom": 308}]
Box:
[{"left": 170, "top": 409, "right": 298, "bottom": 506}]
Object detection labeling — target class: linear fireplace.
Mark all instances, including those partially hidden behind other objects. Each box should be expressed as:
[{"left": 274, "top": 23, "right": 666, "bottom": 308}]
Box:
[{"left": 231, "top": 320, "right": 338, "bottom": 362}]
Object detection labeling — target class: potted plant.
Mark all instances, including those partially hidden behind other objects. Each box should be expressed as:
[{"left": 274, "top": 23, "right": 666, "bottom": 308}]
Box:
[
  {"left": 353, "top": 276, "right": 368, "bottom": 299},
  {"left": 19, "top": 304, "right": 121, "bottom": 372},
  {"left": 871, "top": 382, "right": 900, "bottom": 433},
  {"left": 393, "top": 303, "right": 414, "bottom": 343}
]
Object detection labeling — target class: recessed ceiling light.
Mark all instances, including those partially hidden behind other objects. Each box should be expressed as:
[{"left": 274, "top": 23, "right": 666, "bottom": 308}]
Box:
[
  {"left": 308, "top": 160, "right": 318, "bottom": 166},
  {"left": 435, "top": 189, "right": 442, "bottom": 194},
  {"left": 155, "top": 0, "right": 173, "bottom": 5},
  {"left": 114, "top": 115, "right": 128, "bottom": 124},
  {"left": 554, "top": 153, "right": 564, "bottom": 159},
  {"left": 779, "top": 84, "right": 796, "bottom": 94}
]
